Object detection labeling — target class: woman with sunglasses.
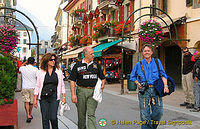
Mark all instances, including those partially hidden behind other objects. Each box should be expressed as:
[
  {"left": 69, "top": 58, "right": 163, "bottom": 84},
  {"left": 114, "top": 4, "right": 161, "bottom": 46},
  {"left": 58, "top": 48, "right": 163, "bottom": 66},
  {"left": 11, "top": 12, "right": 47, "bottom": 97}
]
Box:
[{"left": 33, "top": 53, "right": 66, "bottom": 129}]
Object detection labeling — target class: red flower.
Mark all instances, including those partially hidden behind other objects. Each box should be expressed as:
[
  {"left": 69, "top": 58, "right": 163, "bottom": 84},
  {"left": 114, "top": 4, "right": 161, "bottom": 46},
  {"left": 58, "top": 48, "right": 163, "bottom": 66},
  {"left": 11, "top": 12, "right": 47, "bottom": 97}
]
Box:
[
  {"left": 9, "top": 99, "right": 12, "bottom": 102},
  {"left": 4, "top": 98, "right": 7, "bottom": 102}
]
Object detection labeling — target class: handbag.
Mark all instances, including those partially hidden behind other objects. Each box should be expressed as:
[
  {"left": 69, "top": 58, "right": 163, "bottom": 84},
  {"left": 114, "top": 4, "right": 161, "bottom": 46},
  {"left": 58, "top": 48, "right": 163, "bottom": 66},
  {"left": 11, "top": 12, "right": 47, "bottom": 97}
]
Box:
[
  {"left": 154, "top": 58, "right": 175, "bottom": 97},
  {"left": 41, "top": 84, "right": 57, "bottom": 97},
  {"left": 59, "top": 101, "right": 70, "bottom": 116}
]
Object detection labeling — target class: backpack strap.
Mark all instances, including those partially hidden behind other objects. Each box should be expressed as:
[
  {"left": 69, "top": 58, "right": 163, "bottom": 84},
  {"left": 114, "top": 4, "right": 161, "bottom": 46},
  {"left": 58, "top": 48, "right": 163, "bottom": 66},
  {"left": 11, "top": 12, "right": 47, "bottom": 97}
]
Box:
[
  {"left": 139, "top": 61, "right": 147, "bottom": 84},
  {"left": 155, "top": 58, "right": 161, "bottom": 77}
]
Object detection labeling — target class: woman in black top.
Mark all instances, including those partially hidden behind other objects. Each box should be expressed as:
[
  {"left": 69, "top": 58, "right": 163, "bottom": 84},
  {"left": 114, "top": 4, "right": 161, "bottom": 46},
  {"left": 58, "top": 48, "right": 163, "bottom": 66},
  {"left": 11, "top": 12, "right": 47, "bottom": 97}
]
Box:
[{"left": 34, "top": 53, "right": 66, "bottom": 129}]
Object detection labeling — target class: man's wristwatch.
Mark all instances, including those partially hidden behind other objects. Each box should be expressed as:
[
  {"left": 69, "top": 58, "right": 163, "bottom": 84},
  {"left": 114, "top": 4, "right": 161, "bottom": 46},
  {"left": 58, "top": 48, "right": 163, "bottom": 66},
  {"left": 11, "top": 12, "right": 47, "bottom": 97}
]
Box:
[{"left": 164, "top": 85, "right": 168, "bottom": 87}]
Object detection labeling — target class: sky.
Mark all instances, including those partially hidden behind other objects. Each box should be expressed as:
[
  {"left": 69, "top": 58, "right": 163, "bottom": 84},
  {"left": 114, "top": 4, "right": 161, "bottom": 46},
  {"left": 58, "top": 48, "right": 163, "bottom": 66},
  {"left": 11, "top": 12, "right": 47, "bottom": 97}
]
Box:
[{"left": 16, "top": 0, "right": 61, "bottom": 43}]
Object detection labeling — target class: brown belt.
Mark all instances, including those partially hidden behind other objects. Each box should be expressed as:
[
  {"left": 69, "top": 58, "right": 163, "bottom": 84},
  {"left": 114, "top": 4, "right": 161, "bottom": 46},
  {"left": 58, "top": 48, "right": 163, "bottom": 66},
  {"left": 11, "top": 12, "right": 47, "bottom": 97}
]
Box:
[{"left": 78, "top": 85, "right": 95, "bottom": 89}]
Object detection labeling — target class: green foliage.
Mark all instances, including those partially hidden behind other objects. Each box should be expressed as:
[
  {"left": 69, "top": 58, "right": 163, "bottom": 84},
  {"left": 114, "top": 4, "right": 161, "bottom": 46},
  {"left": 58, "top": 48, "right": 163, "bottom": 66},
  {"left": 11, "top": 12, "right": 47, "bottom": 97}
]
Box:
[{"left": 0, "top": 56, "right": 17, "bottom": 105}]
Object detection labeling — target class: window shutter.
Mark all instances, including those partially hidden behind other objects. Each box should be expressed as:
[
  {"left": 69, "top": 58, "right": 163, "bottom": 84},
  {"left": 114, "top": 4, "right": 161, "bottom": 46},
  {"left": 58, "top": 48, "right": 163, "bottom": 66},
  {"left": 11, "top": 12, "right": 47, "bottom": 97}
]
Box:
[
  {"left": 186, "top": 0, "right": 193, "bottom": 7},
  {"left": 121, "top": 5, "right": 124, "bottom": 22},
  {"left": 96, "top": 17, "right": 100, "bottom": 23},
  {"left": 115, "top": 10, "right": 118, "bottom": 21},
  {"left": 80, "top": 3, "right": 82, "bottom": 9},
  {"left": 108, "top": 15, "right": 111, "bottom": 21},
  {"left": 86, "top": 0, "right": 88, "bottom": 12}
]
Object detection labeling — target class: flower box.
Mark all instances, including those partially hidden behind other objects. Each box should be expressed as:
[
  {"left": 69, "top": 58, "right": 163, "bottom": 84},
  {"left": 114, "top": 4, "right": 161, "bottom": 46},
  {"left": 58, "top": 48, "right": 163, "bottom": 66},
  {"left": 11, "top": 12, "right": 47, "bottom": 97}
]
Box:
[{"left": 0, "top": 100, "right": 18, "bottom": 129}]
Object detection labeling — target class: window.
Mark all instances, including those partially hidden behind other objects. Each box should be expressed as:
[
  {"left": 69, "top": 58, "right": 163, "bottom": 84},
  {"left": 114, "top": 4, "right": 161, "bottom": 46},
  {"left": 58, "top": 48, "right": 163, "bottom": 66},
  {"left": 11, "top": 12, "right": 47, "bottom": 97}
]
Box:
[
  {"left": 186, "top": 0, "right": 193, "bottom": 7},
  {"left": 45, "top": 41, "right": 48, "bottom": 45},
  {"left": 23, "top": 47, "right": 26, "bottom": 53},
  {"left": 88, "top": 0, "right": 92, "bottom": 10},
  {"left": 23, "top": 32, "right": 27, "bottom": 37},
  {"left": 82, "top": 2, "right": 84, "bottom": 9},
  {"left": 23, "top": 39, "right": 27, "bottom": 44},
  {"left": 152, "top": 0, "right": 167, "bottom": 16},
  {"left": 18, "top": 32, "right": 21, "bottom": 38},
  {"left": 127, "top": 4, "right": 130, "bottom": 18},
  {"left": 124, "top": 3, "right": 130, "bottom": 20},
  {"left": 193, "top": 0, "right": 200, "bottom": 8},
  {"left": 88, "top": 22, "right": 90, "bottom": 35}
]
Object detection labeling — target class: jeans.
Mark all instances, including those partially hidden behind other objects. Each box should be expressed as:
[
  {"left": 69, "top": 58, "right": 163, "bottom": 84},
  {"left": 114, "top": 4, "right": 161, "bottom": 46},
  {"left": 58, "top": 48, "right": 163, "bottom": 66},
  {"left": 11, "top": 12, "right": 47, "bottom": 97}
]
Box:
[
  {"left": 193, "top": 79, "right": 200, "bottom": 109},
  {"left": 76, "top": 86, "right": 98, "bottom": 129},
  {"left": 138, "top": 87, "right": 163, "bottom": 129},
  {"left": 40, "top": 93, "right": 59, "bottom": 129}
]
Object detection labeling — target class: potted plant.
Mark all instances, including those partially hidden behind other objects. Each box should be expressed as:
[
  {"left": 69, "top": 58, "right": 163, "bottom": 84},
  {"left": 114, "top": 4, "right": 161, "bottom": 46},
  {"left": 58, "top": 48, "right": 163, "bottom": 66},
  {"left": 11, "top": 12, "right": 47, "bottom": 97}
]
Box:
[
  {"left": 138, "top": 19, "right": 165, "bottom": 46},
  {"left": 80, "top": 35, "right": 92, "bottom": 45},
  {"left": 92, "top": 32, "right": 100, "bottom": 42},
  {"left": 71, "top": 9, "right": 86, "bottom": 17},
  {"left": 0, "top": 55, "right": 18, "bottom": 128},
  {"left": 93, "top": 21, "right": 111, "bottom": 36},
  {"left": 0, "top": 24, "right": 18, "bottom": 128},
  {"left": 113, "top": 20, "right": 131, "bottom": 37}
]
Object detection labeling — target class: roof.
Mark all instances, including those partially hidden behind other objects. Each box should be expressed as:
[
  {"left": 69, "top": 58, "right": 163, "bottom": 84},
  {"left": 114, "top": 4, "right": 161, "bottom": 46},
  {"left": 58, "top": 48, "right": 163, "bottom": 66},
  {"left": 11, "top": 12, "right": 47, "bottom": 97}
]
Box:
[{"left": 14, "top": 22, "right": 33, "bottom": 31}]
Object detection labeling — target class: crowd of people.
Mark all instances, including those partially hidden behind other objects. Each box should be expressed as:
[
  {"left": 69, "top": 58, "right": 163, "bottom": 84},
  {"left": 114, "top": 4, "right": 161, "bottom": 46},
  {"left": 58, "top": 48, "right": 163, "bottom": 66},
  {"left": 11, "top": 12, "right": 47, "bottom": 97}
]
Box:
[{"left": 15, "top": 45, "right": 200, "bottom": 129}]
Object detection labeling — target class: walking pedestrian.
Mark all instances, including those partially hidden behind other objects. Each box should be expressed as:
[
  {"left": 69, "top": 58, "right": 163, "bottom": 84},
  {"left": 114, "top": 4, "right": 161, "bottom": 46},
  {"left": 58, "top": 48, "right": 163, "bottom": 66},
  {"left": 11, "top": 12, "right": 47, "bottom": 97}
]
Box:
[
  {"left": 69, "top": 47, "right": 106, "bottom": 129},
  {"left": 19, "top": 57, "right": 38, "bottom": 123},
  {"left": 33, "top": 53, "right": 66, "bottom": 129},
  {"left": 130, "top": 44, "right": 169, "bottom": 129},
  {"left": 16, "top": 59, "right": 23, "bottom": 92},
  {"left": 190, "top": 52, "right": 200, "bottom": 112},
  {"left": 180, "top": 47, "right": 195, "bottom": 109}
]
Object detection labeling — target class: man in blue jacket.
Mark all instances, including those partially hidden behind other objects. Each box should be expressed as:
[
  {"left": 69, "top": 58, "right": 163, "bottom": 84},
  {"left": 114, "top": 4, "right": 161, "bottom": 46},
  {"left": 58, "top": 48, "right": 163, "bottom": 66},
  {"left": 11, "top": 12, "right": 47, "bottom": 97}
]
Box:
[{"left": 130, "top": 44, "right": 169, "bottom": 129}]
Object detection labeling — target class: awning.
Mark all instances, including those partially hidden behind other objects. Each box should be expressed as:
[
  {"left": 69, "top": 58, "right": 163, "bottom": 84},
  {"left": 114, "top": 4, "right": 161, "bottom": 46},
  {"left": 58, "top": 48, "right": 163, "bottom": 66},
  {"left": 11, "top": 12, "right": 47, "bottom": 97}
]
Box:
[
  {"left": 117, "top": 40, "right": 137, "bottom": 51},
  {"left": 62, "top": 44, "right": 97, "bottom": 59},
  {"left": 93, "top": 39, "right": 122, "bottom": 57}
]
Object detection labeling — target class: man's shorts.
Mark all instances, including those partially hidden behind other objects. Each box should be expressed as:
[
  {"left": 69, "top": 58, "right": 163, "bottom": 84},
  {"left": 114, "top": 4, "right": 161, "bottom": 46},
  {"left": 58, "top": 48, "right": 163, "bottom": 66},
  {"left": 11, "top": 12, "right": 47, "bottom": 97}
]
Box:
[{"left": 21, "top": 88, "right": 34, "bottom": 104}]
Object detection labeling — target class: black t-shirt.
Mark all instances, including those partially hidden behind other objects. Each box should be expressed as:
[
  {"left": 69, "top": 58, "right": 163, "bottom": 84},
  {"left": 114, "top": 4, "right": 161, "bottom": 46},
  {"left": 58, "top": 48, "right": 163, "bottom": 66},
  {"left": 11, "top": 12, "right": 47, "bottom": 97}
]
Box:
[
  {"left": 183, "top": 53, "right": 195, "bottom": 75},
  {"left": 69, "top": 61, "right": 105, "bottom": 87}
]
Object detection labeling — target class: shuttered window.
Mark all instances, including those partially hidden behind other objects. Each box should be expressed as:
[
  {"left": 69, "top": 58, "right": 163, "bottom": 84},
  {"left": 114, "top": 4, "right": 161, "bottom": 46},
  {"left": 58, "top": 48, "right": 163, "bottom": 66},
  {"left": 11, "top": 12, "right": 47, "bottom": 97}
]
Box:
[{"left": 186, "top": 0, "right": 193, "bottom": 7}]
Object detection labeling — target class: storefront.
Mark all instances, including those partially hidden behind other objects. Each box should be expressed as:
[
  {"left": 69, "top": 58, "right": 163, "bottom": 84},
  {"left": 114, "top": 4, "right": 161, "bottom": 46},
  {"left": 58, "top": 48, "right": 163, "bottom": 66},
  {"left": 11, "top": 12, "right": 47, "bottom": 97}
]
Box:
[{"left": 93, "top": 39, "right": 136, "bottom": 83}]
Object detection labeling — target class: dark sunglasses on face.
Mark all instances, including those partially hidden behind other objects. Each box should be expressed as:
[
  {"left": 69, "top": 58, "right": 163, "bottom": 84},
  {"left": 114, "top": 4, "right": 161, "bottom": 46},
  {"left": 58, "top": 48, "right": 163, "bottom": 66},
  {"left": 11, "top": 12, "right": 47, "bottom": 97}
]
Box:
[
  {"left": 183, "top": 51, "right": 188, "bottom": 53},
  {"left": 49, "top": 59, "right": 56, "bottom": 61}
]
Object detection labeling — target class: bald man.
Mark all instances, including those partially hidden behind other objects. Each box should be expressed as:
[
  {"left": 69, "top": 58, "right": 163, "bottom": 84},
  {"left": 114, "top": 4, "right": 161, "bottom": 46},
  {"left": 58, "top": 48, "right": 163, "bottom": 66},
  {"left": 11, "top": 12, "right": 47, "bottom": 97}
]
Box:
[{"left": 69, "top": 47, "right": 106, "bottom": 129}]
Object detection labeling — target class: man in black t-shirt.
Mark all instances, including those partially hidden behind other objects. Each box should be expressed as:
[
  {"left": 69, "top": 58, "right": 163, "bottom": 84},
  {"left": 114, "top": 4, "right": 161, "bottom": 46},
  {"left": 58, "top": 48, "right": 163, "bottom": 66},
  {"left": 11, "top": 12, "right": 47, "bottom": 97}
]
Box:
[
  {"left": 69, "top": 47, "right": 106, "bottom": 129},
  {"left": 181, "top": 47, "right": 195, "bottom": 109}
]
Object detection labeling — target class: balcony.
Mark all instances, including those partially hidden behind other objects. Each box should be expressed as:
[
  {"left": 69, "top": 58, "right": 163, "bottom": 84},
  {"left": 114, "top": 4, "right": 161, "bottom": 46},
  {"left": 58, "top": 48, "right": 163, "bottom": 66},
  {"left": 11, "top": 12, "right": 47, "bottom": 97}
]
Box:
[
  {"left": 99, "top": 0, "right": 118, "bottom": 13},
  {"left": 72, "top": 14, "right": 84, "bottom": 27},
  {"left": 98, "top": 28, "right": 117, "bottom": 42}
]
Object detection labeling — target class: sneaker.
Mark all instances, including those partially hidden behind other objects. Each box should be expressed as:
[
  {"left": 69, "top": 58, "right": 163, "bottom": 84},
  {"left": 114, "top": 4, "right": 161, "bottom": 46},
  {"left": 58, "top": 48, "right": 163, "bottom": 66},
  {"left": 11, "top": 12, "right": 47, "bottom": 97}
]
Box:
[
  {"left": 180, "top": 102, "right": 189, "bottom": 106},
  {"left": 186, "top": 103, "right": 194, "bottom": 109},
  {"left": 190, "top": 108, "right": 200, "bottom": 112}
]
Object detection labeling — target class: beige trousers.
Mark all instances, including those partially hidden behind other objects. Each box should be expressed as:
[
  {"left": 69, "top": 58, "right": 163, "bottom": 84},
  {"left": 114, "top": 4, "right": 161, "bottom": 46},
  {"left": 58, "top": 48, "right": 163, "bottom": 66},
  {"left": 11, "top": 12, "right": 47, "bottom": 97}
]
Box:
[{"left": 182, "top": 72, "right": 194, "bottom": 104}]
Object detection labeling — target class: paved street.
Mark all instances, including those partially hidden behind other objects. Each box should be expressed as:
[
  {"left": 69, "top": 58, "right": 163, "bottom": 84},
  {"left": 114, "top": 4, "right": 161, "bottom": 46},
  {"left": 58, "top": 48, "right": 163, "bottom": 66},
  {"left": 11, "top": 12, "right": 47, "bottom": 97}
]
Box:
[
  {"left": 63, "top": 82, "right": 200, "bottom": 129},
  {"left": 13, "top": 81, "right": 200, "bottom": 129}
]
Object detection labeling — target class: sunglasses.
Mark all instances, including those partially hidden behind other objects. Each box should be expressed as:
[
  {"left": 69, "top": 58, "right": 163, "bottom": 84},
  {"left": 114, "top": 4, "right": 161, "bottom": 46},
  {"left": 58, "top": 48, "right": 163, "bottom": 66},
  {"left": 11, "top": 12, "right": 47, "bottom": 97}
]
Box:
[
  {"left": 49, "top": 59, "right": 56, "bottom": 61},
  {"left": 183, "top": 51, "right": 188, "bottom": 53}
]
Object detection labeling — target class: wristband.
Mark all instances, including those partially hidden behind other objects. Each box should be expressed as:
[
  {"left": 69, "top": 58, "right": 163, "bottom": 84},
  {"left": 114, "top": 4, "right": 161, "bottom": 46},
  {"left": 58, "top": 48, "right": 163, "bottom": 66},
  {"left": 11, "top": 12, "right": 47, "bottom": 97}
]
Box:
[{"left": 164, "top": 85, "right": 168, "bottom": 87}]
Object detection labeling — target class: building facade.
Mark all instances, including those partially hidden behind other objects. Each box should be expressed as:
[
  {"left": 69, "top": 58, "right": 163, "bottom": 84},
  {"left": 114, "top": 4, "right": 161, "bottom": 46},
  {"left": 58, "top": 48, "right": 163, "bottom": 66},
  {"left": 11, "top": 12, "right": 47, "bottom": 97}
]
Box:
[
  {"left": 54, "top": 0, "right": 200, "bottom": 86},
  {"left": 14, "top": 23, "right": 33, "bottom": 60}
]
